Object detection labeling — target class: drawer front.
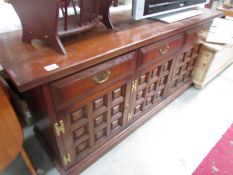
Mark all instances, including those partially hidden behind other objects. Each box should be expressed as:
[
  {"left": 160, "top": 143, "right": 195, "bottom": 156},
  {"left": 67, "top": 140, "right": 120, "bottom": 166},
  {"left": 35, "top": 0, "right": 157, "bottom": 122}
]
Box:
[
  {"left": 50, "top": 52, "right": 136, "bottom": 110},
  {"left": 137, "top": 34, "right": 183, "bottom": 69},
  {"left": 184, "top": 22, "right": 212, "bottom": 48}
]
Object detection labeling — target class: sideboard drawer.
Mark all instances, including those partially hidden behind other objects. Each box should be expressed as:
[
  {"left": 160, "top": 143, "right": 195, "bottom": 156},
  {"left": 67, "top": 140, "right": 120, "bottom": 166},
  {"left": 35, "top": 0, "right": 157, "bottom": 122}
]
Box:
[
  {"left": 50, "top": 52, "right": 136, "bottom": 110},
  {"left": 137, "top": 34, "right": 183, "bottom": 69},
  {"left": 184, "top": 22, "right": 212, "bottom": 48}
]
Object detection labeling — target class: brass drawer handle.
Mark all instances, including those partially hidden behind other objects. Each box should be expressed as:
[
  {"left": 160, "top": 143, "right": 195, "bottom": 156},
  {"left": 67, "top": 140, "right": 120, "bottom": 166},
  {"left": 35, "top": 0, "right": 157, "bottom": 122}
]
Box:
[
  {"left": 159, "top": 45, "right": 170, "bottom": 55},
  {"left": 195, "top": 30, "right": 204, "bottom": 39},
  {"left": 93, "top": 70, "right": 111, "bottom": 84}
]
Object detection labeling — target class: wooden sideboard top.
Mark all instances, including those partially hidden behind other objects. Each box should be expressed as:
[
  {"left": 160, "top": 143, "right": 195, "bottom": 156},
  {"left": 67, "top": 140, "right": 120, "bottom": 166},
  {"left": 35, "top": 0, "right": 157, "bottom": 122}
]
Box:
[{"left": 0, "top": 8, "right": 222, "bottom": 92}]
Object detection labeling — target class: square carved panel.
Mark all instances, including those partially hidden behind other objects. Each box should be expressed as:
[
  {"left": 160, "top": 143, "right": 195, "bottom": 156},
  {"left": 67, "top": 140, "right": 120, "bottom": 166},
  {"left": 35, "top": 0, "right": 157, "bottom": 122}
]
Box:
[
  {"left": 95, "top": 127, "right": 107, "bottom": 143},
  {"left": 139, "top": 74, "right": 147, "bottom": 85},
  {"left": 111, "top": 120, "right": 120, "bottom": 130},
  {"left": 145, "top": 96, "right": 153, "bottom": 107},
  {"left": 133, "top": 59, "right": 173, "bottom": 118},
  {"left": 111, "top": 101, "right": 124, "bottom": 133},
  {"left": 93, "top": 97, "right": 105, "bottom": 110},
  {"left": 137, "top": 90, "right": 145, "bottom": 100},
  {"left": 151, "top": 67, "right": 160, "bottom": 78},
  {"left": 112, "top": 88, "right": 121, "bottom": 100},
  {"left": 159, "top": 76, "right": 168, "bottom": 87},
  {"left": 94, "top": 114, "right": 106, "bottom": 127},
  {"left": 112, "top": 105, "right": 120, "bottom": 115},
  {"left": 134, "top": 103, "right": 143, "bottom": 115},
  {"left": 71, "top": 107, "right": 87, "bottom": 124},
  {"left": 148, "top": 83, "right": 155, "bottom": 93},
  {"left": 76, "top": 139, "right": 89, "bottom": 154},
  {"left": 74, "top": 125, "right": 88, "bottom": 140},
  {"left": 162, "top": 62, "right": 170, "bottom": 72},
  {"left": 168, "top": 46, "right": 200, "bottom": 94},
  {"left": 67, "top": 84, "right": 127, "bottom": 161}
]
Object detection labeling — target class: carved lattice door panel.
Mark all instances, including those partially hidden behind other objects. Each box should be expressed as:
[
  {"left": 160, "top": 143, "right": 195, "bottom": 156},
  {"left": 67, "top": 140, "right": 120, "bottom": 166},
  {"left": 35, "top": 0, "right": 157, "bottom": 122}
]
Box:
[
  {"left": 167, "top": 45, "right": 201, "bottom": 95},
  {"left": 130, "top": 57, "right": 175, "bottom": 122},
  {"left": 58, "top": 82, "right": 131, "bottom": 166}
]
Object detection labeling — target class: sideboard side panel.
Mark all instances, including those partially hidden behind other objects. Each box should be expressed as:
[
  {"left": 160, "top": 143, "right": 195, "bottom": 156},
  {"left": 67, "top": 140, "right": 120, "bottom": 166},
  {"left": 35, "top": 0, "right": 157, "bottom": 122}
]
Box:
[{"left": 23, "top": 85, "right": 67, "bottom": 168}]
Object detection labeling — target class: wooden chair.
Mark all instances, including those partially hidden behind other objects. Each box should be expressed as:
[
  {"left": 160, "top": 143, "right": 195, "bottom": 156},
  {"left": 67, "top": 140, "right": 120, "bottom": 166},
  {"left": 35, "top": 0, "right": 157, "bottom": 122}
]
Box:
[
  {"left": 10, "top": 0, "right": 114, "bottom": 54},
  {"left": 113, "top": 0, "right": 119, "bottom": 7},
  {"left": 0, "top": 80, "right": 37, "bottom": 175},
  {"left": 205, "top": 0, "right": 214, "bottom": 9}
]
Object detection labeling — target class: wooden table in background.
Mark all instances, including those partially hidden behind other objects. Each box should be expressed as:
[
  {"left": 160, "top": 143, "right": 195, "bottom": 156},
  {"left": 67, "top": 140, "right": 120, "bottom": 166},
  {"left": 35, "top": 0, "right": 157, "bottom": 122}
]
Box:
[
  {"left": 218, "top": 6, "right": 233, "bottom": 17},
  {"left": 0, "top": 80, "right": 36, "bottom": 175}
]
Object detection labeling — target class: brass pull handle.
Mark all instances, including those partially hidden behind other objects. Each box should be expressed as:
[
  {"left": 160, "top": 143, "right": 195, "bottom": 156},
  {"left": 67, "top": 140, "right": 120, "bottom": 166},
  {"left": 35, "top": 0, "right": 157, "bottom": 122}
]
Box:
[
  {"left": 93, "top": 70, "right": 111, "bottom": 84},
  {"left": 159, "top": 45, "right": 170, "bottom": 55},
  {"left": 195, "top": 30, "right": 204, "bottom": 39}
]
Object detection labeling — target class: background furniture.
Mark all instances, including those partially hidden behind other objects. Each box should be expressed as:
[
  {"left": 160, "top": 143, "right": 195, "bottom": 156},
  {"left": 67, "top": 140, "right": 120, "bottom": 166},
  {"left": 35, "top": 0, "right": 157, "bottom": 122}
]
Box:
[
  {"left": 217, "top": 0, "right": 233, "bottom": 16},
  {"left": 0, "top": 80, "right": 36, "bottom": 175},
  {"left": 218, "top": 6, "right": 233, "bottom": 16},
  {"left": 11, "top": 0, "right": 114, "bottom": 54},
  {"left": 0, "top": 8, "right": 222, "bottom": 175},
  {"left": 192, "top": 43, "right": 233, "bottom": 89},
  {"left": 205, "top": 0, "right": 215, "bottom": 9},
  {"left": 192, "top": 17, "right": 233, "bottom": 89}
]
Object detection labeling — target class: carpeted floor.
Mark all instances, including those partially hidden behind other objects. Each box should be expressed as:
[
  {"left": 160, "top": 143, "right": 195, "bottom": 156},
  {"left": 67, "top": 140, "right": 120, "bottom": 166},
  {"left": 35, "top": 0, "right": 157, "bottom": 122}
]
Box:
[{"left": 193, "top": 123, "right": 233, "bottom": 175}]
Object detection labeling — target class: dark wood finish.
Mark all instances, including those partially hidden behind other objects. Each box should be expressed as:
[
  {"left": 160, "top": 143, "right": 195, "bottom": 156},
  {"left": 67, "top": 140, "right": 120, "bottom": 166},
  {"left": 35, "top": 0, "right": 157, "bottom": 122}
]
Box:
[
  {"left": 0, "top": 8, "right": 222, "bottom": 92},
  {"left": 0, "top": 81, "right": 36, "bottom": 175},
  {"left": 0, "top": 8, "right": 222, "bottom": 175},
  {"left": 33, "top": 79, "right": 193, "bottom": 175},
  {"left": 113, "top": 0, "right": 119, "bottom": 7},
  {"left": 23, "top": 85, "right": 67, "bottom": 167},
  {"left": 166, "top": 22, "right": 212, "bottom": 95},
  {"left": 131, "top": 47, "right": 179, "bottom": 122},
  {"left": 10, "top": 0, "right": 113, "bottom": 54},
  {"left": 137, "top": 34, "right": 183, "bottom": 69},
  {"left": 205, "top": 0, "right": 215, "bottom": 9},
  {"left": 59, "top": 81, "right": 132, "bottom": 167},
  {"left": 50, "top": 52, "right": 136, "bottom": 110}
]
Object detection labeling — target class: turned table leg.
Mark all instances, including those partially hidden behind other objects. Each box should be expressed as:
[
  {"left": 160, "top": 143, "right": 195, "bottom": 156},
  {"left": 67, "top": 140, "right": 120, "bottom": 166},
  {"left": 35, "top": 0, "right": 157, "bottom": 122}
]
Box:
[{"left": 20, "top": 148, "right": 37, "bottom": 175}]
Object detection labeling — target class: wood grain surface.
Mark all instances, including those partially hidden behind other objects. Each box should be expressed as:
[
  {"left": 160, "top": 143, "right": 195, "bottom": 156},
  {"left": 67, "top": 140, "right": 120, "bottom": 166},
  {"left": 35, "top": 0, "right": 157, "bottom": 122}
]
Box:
[
  {"left": 0, "top": 81, "right": 23, "bottom": 171},
  {"left": 0, "top": 8, "right": 222, "bottom": 92}
]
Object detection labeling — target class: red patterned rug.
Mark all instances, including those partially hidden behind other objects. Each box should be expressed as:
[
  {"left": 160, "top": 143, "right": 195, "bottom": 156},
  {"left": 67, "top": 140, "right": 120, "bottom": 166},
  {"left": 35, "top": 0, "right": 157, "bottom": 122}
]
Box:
[{"left": 193, "top": 124, "right": 233, "bottom": 175}]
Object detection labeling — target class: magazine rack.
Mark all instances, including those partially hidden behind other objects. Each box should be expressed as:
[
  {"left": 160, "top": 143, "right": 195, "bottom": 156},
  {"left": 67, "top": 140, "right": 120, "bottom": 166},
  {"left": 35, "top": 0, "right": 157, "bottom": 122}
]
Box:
[{"left": 11, "top": 0, "right": 114, "bottom": 54}]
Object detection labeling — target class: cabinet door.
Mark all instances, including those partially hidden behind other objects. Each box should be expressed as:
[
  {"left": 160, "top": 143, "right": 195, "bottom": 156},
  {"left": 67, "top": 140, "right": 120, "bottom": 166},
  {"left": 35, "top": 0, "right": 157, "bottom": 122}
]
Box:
[
  {"left": 128, "top": 34, "right": 183, "bottom": 123},
  {"left": 130, "top": 56, "right": 176, "bottom": 123},
  {"left": 167, "top": 45, "right": 201, "bottom": 95},
  {"left": 58, "top": 82, "right": 131, "bottom": 166},
  {"left": 167, "top": 23, "right": 212, "bottom": 95},
  {"left": 50, "top": 52, "right": 136, "bottom": 167}
]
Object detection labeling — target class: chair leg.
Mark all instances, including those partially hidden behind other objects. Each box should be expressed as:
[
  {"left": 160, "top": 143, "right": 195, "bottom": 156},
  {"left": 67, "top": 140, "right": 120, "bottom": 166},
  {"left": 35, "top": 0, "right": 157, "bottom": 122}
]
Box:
[{"left": 20, "top": 148, "right": 37, "bottom": 175}]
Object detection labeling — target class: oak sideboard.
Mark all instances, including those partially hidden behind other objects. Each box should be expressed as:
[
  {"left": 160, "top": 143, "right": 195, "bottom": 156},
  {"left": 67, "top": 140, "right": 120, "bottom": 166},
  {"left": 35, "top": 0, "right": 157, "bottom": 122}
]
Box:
[{"left": 0, "top": 8, "right": 222, "bottom": 175}]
